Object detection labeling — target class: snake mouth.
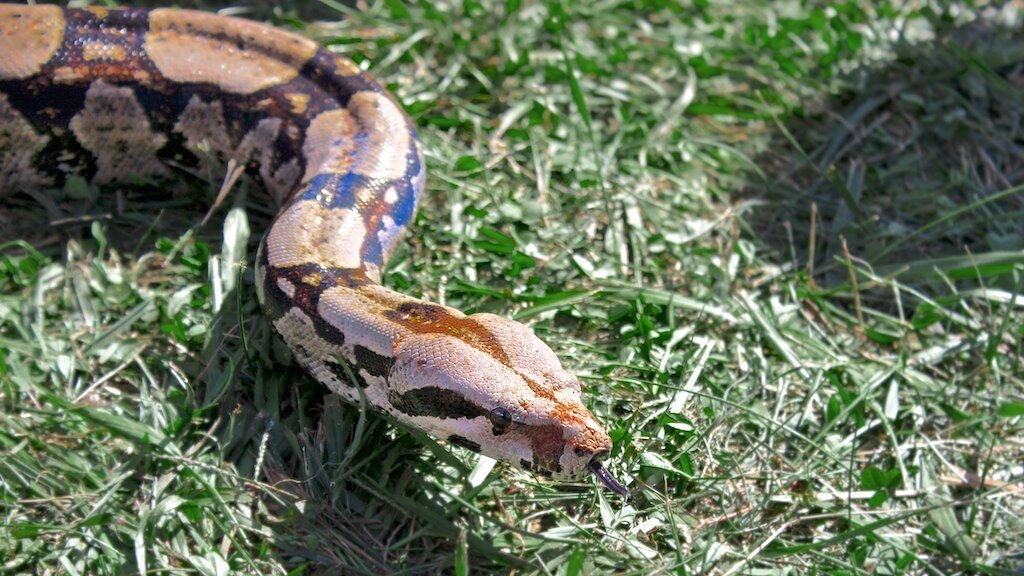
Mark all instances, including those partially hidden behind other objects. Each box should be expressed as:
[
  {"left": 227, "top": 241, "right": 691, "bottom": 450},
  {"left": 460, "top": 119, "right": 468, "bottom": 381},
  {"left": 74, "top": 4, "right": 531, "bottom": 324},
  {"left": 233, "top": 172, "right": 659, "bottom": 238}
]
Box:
[{"left": 588, "top": 458, "right": 629, "bottom": 497}]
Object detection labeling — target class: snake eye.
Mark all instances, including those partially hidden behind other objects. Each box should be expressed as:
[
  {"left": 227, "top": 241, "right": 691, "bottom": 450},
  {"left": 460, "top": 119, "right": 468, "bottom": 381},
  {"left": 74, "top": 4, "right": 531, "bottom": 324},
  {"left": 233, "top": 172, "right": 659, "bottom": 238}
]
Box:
[{"left": 488, "top": 407, "right": 513, "bottom": 435}]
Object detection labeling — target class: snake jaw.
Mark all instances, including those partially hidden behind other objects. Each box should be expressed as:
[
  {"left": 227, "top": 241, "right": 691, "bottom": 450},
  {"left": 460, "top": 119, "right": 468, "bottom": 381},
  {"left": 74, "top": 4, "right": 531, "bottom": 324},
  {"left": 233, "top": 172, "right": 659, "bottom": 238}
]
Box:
[{"left": 589, "top": 459, "right": 629, "bottom": 497}]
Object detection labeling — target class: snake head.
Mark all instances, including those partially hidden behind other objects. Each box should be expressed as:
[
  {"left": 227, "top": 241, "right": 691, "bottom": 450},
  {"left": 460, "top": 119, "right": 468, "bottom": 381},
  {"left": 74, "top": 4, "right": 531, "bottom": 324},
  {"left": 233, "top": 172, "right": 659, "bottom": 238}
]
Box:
[{"left": 384, "top": 308, "right": 625, "bottom": 491}]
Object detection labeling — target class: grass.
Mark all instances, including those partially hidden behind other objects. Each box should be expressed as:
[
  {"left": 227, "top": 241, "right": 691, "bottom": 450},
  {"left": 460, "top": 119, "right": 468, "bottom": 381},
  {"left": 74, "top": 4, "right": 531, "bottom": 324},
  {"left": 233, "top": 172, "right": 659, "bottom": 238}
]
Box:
[{"left": 1, "top": 0, "right": 1022, "bottom": 574}]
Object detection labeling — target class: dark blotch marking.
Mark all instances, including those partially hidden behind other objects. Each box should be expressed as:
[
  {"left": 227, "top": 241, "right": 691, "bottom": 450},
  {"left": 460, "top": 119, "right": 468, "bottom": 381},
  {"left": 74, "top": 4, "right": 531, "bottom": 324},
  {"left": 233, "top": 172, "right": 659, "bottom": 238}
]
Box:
[
  {"left": 447, "top": 435, "right": 481, "bottom": 453},
  {"left": 353, "top": 345, "right": 393, "bottom": 378},
  {"left": 323, "top": 358, "right": 367, "bottom": 388},
  {"left": 519, "top": 457, "right": 552, "bottom": 477},
  {"left": 302, "top": 49, "right": 380, "bottom": 108},
  {"left": 384, "top": 301, "right": 511, "bottom": 367},
  {"left": 291, "top": 344, "right": 365, "bottom": 388},
  {"left": 258, "top": 257, "right": 373, "bottom": 345},
  {"left": 389, "top": 387, "right": 487, "bottom": 420},
  {"left": 386, "top": 301, "right": 448, "bottom": 324},
  {"left": 524, "top": 424, "right": 566, "bottom": 476},
  {"left": 2, "top": 7, "right": 406, "bottom": 202}
]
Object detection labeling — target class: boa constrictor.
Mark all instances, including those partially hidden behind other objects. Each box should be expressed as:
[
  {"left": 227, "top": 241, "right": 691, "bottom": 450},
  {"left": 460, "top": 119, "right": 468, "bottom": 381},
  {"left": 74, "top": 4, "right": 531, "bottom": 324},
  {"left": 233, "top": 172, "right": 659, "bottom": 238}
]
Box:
[{"left": 0, "top": 4, "right": 626, "bottom": 494}]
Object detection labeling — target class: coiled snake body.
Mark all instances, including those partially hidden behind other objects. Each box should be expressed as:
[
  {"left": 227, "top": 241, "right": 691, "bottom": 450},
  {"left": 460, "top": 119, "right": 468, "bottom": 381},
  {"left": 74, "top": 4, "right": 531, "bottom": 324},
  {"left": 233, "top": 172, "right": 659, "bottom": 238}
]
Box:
[{"left": 0, "top": 5, "right": 624, "bottom": 493}]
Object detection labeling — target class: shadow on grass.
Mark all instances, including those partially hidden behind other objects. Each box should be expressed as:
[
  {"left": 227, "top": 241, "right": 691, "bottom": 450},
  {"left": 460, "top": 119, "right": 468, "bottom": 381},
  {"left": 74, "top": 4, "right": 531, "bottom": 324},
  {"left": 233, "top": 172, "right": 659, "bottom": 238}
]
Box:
[{"left": 741, "top": 11, "right": 1024, "bottom": 298}]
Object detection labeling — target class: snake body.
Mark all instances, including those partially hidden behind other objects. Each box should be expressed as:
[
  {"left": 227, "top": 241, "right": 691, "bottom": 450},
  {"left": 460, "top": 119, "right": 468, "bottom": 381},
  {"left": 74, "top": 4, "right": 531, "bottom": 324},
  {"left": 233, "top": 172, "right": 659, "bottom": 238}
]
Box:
[{"left": 0, "top": 5, "right": 624, "bottom": 492}]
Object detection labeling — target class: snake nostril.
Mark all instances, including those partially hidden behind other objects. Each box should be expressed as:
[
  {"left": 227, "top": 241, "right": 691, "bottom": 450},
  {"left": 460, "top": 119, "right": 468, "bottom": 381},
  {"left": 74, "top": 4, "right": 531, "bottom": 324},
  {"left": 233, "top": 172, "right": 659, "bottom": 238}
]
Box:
[{"left": 574, "top": 447, "right": 590, "bottom": 457}]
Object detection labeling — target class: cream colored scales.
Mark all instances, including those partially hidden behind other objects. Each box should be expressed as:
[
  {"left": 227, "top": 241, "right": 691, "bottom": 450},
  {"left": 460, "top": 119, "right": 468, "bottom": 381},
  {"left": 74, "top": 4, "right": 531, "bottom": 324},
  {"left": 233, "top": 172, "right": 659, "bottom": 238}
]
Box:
[{"left": 0, "top": 4, "right": 627, "bottom": 494}]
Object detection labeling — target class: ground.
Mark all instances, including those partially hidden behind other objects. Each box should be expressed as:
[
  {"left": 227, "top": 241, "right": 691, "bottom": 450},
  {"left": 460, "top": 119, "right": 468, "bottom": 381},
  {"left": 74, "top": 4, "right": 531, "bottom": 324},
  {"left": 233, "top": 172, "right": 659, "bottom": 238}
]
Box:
[{"left": 1, "top": 1, "right": 1022, "bottom": 574}]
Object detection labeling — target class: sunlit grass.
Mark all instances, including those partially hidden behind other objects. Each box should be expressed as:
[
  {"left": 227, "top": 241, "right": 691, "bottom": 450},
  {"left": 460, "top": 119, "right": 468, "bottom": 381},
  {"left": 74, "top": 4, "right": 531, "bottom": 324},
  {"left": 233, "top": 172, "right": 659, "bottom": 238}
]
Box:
[{"left": 1, "top": 1, "right": 1021, "bottom": 574}]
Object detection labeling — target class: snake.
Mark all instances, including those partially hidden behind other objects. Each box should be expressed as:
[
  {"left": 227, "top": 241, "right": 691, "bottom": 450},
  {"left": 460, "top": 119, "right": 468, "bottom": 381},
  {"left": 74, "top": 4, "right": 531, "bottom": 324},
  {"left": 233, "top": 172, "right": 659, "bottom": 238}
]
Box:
[{"left": 0, "top": 4, "right": 626, "bottom": 495}]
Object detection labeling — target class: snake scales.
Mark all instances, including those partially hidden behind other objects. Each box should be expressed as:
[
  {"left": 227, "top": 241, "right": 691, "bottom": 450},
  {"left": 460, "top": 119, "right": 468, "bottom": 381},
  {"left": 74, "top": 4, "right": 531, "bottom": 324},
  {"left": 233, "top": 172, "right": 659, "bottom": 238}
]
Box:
[{"left": 0, "top": 4, "right": 626, "bottom": 494}]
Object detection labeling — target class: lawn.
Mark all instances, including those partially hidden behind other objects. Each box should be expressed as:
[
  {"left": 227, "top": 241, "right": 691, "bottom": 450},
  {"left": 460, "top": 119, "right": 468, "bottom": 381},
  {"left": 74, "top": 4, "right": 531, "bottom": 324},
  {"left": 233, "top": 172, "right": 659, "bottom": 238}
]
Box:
[{"left": 1, "top": 0, "right": 1022, "bottom": 574}]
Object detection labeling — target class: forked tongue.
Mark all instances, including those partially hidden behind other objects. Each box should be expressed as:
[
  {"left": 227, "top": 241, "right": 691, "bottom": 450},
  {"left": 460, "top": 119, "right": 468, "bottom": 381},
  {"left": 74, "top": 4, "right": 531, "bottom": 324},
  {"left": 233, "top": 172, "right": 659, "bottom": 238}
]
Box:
[{"left": 589, "top": 460, "right": 630, "bottom": 497}]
